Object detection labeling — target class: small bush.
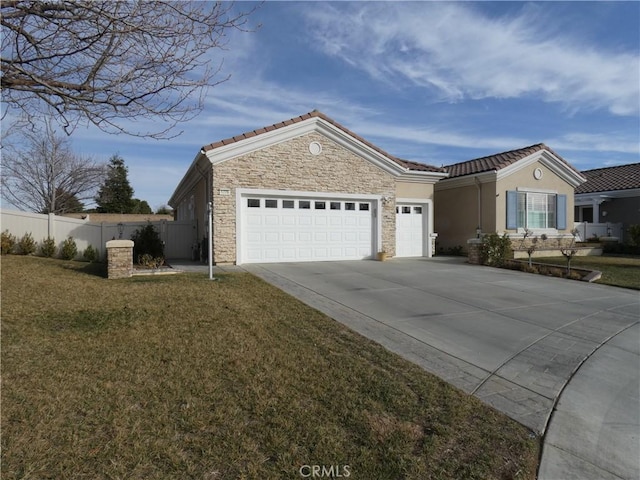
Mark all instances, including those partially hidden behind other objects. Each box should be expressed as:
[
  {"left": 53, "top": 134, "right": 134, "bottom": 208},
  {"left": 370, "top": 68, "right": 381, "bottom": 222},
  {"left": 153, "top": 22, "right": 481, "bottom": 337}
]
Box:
[
  {"left": 137, "top": 253, "right": 165, "bottom": 269},
  {"left": 628, "top": 224, "right": 640, "bottom": 247},
  {"left": 480, "top": 233, "right": 512, "bottom": 267},
  {"left": 40, "top": 236, "right": 57, "bottom": 257},
  {"left": 17, "top": 233, "right": 37, "bottom": 255},
  {"left": 83, "top": 245, "right": 99, "bottom": 263},
  {"left": 1, "top": 230, "right": 16, "bottom": 255},
  {"left": 60, "top": 237, "right": 78, "bottom": 260},
  {"left": 131, "top": 223, "right": 164, "bottom": 262},
  {"left": 438, "top": 245, "right": 465, "bottom": 256}
]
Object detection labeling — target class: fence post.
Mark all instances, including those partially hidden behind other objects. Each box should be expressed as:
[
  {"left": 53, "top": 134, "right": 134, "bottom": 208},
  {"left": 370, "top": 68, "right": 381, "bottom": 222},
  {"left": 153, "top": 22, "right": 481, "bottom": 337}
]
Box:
[{"left": 48, "top": 213, "right": 55, "bottom": 239}]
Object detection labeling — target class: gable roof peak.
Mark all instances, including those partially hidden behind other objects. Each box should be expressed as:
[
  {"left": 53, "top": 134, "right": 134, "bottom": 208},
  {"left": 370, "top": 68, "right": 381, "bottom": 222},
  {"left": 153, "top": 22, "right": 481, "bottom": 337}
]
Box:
[{"left": 201, "top": 110, "right": 446, "bottom": 173}]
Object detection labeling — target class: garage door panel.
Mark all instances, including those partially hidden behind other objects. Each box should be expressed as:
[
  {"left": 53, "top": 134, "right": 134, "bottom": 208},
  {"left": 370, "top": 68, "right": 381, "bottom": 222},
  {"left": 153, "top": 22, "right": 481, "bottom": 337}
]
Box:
[
  {"left": 396, "top": 204, "right": 425, "bottom": 257},
  {"left": 242, "top": 194, "right": 374, "bottom": 263}
]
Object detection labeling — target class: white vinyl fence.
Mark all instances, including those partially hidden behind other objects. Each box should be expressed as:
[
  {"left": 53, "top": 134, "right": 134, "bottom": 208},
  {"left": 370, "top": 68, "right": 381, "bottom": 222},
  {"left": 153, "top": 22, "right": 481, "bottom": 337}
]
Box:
[
  {"left": 1, "top": 209, "right": 195, "bottom": 259},
  {"left": 573, "top": 222, "right": 623, "bottom": 242}
]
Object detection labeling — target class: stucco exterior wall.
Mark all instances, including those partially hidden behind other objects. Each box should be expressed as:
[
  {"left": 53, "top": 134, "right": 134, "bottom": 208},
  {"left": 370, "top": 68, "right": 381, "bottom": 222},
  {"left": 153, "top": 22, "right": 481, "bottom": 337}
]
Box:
[
  {"left": 212, "top": 132, "right": 397, "bottom": 264},
  {"left": 434, "top": 183, "right": 480, "bottom": 251},
  {"left": 497, "top": 161, "right": 575, "bottom": 233},
  {"left": 395, "top": 181, "right": 434, "bottom": 200}
]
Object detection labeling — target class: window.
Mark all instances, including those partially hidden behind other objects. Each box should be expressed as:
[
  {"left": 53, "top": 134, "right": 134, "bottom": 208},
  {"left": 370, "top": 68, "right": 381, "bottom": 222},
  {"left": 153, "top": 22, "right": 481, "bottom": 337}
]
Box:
[
  {"left": 265, "top": 199, "right": 278, "bottom": 208},
  {"left": 345, "top": 202, "right": 355, "bottom": 211},
  {"left": 413, "top": 206, "right": 422, "bottom": 214},
  {"left": 315, "top": 201, "right": 326, "bottom": 210},
  {"left": 402, "top": 206, "right": 411, "bottom": 214},
  {"left": 299, "top": 200, "right": 310, "bottom": 209},
  {"left": 247, "top": 198, "right": 260, "bottom": 208},
  {"left": 330, "top": 202, "right": 341, "bottom": 210},
  {"left": 359, "top": 203, "right": 370, "bottom": 211},
  {"left": 516, "top": 192, "right": 557, "bottom": 229},
  {"left": 283, "top": 200, "right": 295, "bottom": 209}
]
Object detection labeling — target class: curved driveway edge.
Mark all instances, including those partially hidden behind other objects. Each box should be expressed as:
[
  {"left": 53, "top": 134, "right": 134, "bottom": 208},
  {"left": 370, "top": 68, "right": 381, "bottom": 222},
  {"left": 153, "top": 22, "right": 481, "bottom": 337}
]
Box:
[
  {"left": 244, "top": 257, "right": 639, "bottom": 474},
  {"left": 538, "top": 323, "right": 639, "bottom": 480}
]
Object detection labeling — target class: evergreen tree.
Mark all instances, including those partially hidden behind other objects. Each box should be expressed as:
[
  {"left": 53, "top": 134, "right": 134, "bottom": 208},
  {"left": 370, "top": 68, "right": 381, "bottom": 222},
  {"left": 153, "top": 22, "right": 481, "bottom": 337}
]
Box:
[
  {"left": 95, "top": 155, "right": 135, "bottom": 213},
  {"left": 131, "top": 199, "right": 153, "bottom": 214}
]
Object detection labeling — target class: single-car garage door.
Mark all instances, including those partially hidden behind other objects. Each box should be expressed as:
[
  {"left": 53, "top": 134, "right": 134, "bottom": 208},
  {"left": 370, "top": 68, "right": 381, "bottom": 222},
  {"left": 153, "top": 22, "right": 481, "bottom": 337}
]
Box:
[
  {"left": 241, "top": 195, "right": 375, "bottom": 263},
  {"left": 395, "top": 204, "right": 425, "bottom": 257}
]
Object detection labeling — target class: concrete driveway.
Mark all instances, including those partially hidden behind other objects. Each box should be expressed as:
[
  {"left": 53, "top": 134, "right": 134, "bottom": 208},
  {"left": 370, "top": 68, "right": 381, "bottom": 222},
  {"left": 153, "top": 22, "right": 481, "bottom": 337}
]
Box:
[{"left": 245, "top": 257, "right": 639, "bottom": 479}]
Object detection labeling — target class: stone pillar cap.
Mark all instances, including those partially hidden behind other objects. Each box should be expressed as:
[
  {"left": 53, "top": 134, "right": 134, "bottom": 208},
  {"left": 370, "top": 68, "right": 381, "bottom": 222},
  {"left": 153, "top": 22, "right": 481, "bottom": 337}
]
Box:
[{"left": 106, "top": 240, "right": 134, "bottom": 248}]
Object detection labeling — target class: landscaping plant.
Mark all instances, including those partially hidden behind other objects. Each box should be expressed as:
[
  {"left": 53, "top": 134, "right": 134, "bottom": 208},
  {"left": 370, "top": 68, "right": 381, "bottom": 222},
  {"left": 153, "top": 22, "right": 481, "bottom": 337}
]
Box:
[
  {"left": 628, "top": 224, "right": 640, "bottom": 247},
  {"left": 480, "top": 233, "right": 512, "bottom": 267},
  {"left": 1, "top": 230, "right": 16, "bottom": 254},
  {"left": 131, "top": 223, "right": 164, "bottom": 265},
  {"left": 83, "top": 245, "right": 99, "bottom": 263},
  {"left": 16, "top": 232, "right": 37, "bottom": 255},
  {"left": 60, "top": 236, "right": 78, "bottom": 260},
  {"left": 40, "top": 236, "right": 57, "bottom": 258}
]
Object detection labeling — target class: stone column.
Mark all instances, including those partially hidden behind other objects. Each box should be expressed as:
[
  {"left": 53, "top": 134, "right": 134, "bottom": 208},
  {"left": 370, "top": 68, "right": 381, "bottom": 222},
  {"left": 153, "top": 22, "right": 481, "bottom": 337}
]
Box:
[
  {"left": 467, "top": 238, "right": 482, "bottom": 265},
  {"left": 106, "top": 240, "right": 134, "bottom": 279}
]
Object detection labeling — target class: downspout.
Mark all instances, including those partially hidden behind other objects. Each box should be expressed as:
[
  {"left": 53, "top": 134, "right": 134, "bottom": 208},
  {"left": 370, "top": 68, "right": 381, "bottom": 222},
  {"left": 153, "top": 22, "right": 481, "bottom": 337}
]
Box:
[{"left": 474, "top": 177, "right": 482, "bottom": 236}]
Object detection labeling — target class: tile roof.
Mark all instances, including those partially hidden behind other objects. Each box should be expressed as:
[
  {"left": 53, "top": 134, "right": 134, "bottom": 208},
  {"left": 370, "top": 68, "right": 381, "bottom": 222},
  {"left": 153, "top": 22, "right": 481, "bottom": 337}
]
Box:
[
  {"left": 443, "top": 143, "right": 576, "bottom": 178},
  {"left": 575, "top": 163, "right": 640, "bottom": 194},
  {"left": 201, "top": 110, "right": 446, "bottom": 173}
]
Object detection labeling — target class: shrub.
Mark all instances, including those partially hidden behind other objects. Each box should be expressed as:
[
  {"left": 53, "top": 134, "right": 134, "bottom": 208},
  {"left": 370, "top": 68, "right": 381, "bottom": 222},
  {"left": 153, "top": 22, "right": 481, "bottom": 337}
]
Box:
[
  {"left": 17, "top": 232, "right": 37, "bottom": 255},
  {"left": 83, "top": 245, "right": 99, "bottom": 263},
  {"left": 137, "top": 253, "right": 165, "bottom": 269},
  {"left": 480, "top": 233, "right": 512, "bottom": 267},
  {"left": 40, "top": 236, "right": 57, "bottom": 257},
  {"left": 131, "top": 223, "right": 164, "bottom": 263},
  {"left": 438, "top": 245, "right": 465, "bottom": 256},
  {"left": 1, "top": 230, "right": 16, "bottom": 255},
  {"left": 628, "top": 224, "right": 640, "bottom": 247},
  {"left": 60, "top": 237, "right": 78, "bottom": 260}
]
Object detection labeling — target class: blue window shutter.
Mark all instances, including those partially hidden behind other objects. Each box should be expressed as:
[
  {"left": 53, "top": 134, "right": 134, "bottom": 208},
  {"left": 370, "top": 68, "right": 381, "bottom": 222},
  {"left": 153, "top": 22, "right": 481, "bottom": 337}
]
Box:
[
  {"left": 506, "top": 191, "right": 518, "bottom": 229},
  {"left": 557, "top": 194, "right": 567, "bottom": 230}
]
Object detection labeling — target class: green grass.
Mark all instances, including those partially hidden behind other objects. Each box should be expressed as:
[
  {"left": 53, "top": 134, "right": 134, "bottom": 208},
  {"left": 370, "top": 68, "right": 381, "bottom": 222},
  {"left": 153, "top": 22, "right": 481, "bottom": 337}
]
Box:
[
  {"left": 533, "top": 255, "right": 640, "bottom": 290},
  {"left": 2, "top": 256, "right": 539, "bottom": 479}
]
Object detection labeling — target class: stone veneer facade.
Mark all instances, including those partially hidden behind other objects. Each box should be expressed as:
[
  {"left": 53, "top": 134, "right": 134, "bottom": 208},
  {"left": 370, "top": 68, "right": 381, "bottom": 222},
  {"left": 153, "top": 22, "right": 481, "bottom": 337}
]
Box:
[
  {"left": 212, "top": 132, "right": 396, "bottom": 264},
  {"left": 106, "top": 240, "right": 134, "bottom": 279}
]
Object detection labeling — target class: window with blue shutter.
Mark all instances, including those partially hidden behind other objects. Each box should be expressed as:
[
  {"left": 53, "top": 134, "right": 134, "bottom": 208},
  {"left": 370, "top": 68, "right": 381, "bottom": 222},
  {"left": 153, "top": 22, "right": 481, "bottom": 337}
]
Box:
[
  {"left": 508, "top": 191, "right": 567, "bottom": 229},
  {"left": 556, "top": 194, "right": 567, "bottom": 230},
  {"left": 506, "top": 190, "right": 518, "bottom": 229}
]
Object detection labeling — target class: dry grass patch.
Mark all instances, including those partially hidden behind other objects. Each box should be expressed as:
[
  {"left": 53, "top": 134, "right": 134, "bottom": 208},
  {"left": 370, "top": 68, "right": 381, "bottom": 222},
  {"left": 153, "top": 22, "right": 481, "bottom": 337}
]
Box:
[{"left": 2, "top": 256, "right": 539, "bottom": 479}]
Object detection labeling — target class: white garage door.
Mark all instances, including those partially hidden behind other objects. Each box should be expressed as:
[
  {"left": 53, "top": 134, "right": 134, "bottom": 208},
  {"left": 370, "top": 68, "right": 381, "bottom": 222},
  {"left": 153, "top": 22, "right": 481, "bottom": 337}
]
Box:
[
  {"left": 241, "top": 196, "right": 374, "bottom": 263},
  {"left": 395, "top": 204, "right": 424, "bottom": 257}
]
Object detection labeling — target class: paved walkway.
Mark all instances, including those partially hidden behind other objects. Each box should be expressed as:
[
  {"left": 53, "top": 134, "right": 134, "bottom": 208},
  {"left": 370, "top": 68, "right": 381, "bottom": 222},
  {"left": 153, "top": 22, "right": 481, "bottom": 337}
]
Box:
[{"left": 243, "top": 258, "right": 639, "bottom": 479}]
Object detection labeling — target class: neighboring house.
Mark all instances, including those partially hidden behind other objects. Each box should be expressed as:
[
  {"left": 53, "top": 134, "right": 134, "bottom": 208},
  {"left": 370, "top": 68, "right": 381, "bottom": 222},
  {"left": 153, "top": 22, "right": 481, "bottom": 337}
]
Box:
[
  {"left": 574, "top": 163, "right": 640, "bottom": 242},
  {"left": 434, "top": 144, "right": 587, "bottom": 251},
  {"left": 169, "top": 111, "right": 448, "bottom": 264}
]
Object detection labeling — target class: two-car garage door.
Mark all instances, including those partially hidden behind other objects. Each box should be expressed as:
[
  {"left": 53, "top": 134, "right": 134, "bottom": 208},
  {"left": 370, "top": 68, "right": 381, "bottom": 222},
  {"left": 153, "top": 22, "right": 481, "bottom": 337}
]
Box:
[{"left": 241, "top": 194, "right": 375, "bottom": 263}]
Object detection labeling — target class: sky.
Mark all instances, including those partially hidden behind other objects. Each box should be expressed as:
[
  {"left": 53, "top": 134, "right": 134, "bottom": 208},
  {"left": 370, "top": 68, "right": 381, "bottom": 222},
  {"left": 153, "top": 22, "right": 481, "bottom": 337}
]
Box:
[{"left": 6, "top": 1, "right": 640, "bottom": 211}]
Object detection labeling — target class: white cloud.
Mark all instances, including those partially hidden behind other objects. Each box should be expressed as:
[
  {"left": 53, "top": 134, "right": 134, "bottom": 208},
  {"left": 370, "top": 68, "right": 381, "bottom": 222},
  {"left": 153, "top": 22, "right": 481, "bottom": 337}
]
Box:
[{"left": 303, "top": 3, "right": 640, "bottom": 116}]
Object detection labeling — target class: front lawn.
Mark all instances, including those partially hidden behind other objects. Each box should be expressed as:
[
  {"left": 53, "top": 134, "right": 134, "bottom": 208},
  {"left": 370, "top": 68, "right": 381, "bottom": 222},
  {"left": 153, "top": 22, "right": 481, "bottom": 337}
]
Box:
[
  {"left": 533, "top": 255, "right": 640, "bottom": 290},
  {"left": 2, "top": 256, "right": 539, "bottom": 479}
]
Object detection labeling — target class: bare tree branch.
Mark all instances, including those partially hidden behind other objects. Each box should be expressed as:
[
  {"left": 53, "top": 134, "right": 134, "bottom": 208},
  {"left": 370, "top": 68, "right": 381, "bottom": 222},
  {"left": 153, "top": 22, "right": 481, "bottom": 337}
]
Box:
[
  {"left": 1, "top": 1, "right": 258, "bottom": 138},
  {"left": 1, "top": 120, "right": 105, "bottom": 213}
]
